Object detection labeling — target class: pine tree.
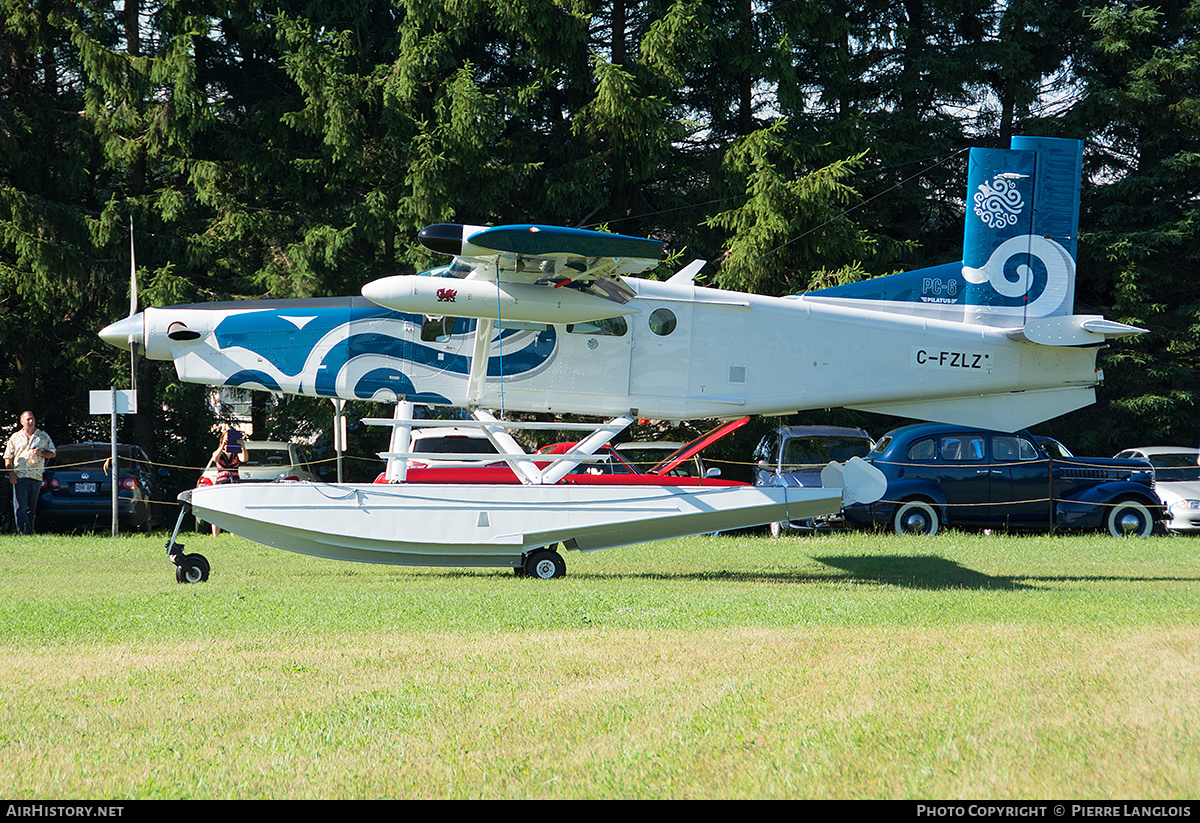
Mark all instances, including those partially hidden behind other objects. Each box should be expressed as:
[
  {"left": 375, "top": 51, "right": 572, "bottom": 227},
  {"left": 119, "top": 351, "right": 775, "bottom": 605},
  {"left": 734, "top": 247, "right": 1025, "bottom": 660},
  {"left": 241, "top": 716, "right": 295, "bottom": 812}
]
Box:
[
  {"left": 1063, "top": 0, "right": 1200, "bottom": 451},
  {"left": 0, "top": 0, "right": 130, "bottom": 435}
]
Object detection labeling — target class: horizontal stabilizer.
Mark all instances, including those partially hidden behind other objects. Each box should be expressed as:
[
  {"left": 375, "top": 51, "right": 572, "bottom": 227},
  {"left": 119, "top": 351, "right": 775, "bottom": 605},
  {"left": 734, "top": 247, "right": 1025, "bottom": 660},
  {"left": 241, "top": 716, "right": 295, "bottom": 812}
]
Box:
[{"left": 1011, "top": 315, "right": 1149, "bottom": 346}]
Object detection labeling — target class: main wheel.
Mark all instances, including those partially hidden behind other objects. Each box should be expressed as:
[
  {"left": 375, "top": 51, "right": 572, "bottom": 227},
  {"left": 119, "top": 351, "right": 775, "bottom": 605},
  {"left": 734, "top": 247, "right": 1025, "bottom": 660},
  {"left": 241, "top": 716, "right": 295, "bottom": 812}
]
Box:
[
  {"left": 524, "top": 548, "right": 566, "bottom": 579},
  {"left": 1105, "top": 500, "right": 1154, "bottom": 538},
  {"left": 769, "top": 520, "right": 784, "bottom": 538},
  {"left": 892, "top": 500, "right": 941, "bottom": 536}
]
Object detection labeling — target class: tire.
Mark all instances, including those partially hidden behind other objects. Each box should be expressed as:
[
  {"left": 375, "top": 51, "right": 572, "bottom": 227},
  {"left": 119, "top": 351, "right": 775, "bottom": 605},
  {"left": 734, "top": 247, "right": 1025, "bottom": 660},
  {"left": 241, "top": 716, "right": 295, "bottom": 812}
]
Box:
[
  {"left": 769, "top": 520, "right": 783, "bottom": 538},
  {"left": 892, "top": 500, "right": 941, "bottom": 536},
  {"left": 524, "top": 548, "right": 566, "bottom": 579},
  {"left": 1105, "top": 500, "right": 1154, "bottom": 538},
  {"left": 175, "top": 553, "right": 210, "bottom": 584}
]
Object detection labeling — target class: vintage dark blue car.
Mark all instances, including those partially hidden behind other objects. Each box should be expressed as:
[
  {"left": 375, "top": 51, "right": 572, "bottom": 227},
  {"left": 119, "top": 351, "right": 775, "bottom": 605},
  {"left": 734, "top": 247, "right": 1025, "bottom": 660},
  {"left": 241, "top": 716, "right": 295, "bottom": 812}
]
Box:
[{"left": 842, "top": 424, "right": 1165, "bottom": 537}]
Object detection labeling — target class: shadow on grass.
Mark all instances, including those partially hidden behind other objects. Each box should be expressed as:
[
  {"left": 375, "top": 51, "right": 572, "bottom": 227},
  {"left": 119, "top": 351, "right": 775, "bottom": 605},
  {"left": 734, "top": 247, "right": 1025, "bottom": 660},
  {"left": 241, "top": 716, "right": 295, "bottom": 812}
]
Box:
[
  {"left": 597, "top": 555, "right": 1029, "bottom": 590},
  {"left": 422, "top": 555, "right": 1028, "bottom": 589},
  {"left": 552, "top": 555, "right": 1200, "bottom": 589},
  {"left": 810, "top": 554, "right": 1029, "bottom": 590}
]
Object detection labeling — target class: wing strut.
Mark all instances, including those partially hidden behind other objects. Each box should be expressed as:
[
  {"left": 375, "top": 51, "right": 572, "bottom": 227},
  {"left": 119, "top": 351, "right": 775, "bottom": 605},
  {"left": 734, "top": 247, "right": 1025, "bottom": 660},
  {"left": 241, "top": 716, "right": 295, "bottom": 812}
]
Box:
[
  {"left": 466, "top": 317, "right": 495, "bottom": 407},
  {"left": 367, "top": 410, "right": 635, "bottom": 486}
]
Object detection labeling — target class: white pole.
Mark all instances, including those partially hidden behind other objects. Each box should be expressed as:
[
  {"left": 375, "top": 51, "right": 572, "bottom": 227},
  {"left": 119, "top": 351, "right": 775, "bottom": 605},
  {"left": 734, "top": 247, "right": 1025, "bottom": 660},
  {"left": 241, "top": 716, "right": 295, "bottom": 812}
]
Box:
[
  {"left": 333, "top": 398, "right": 345, "bottom": 483},
  {"left": 110, "top": 387, "right": 118, "bottom": 537}
]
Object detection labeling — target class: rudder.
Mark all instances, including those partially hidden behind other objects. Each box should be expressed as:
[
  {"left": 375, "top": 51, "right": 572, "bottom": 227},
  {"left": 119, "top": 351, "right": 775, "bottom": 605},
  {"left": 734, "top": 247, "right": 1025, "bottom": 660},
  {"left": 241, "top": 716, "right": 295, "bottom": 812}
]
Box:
[{"left": 806, "top": 136, "right": 1084, "bottom": 326}]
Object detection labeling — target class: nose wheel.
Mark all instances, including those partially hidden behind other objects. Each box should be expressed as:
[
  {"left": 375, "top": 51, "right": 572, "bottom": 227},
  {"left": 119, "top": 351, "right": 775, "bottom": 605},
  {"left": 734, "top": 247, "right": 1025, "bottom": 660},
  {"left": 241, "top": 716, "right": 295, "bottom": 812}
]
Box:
[
  {"left": 173, "top": 552, "right": 211, "bottom": 583},
  {"left": 166, "top": 501, "right": 211, "bottom": 584}
]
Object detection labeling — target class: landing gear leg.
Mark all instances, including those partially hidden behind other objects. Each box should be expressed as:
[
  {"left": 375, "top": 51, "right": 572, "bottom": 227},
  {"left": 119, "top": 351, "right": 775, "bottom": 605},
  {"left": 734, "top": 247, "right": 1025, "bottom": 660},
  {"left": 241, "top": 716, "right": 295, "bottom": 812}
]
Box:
[{"left": 166, "top": 502, "right": 210, "bottom": 584}]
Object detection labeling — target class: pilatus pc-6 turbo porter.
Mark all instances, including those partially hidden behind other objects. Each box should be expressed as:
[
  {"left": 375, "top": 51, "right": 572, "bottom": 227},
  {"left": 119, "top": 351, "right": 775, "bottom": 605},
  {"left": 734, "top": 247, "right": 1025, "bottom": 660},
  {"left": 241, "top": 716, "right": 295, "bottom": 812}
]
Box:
[{"left": 101, "top": 135, "right": 1144, "bottom": 580}]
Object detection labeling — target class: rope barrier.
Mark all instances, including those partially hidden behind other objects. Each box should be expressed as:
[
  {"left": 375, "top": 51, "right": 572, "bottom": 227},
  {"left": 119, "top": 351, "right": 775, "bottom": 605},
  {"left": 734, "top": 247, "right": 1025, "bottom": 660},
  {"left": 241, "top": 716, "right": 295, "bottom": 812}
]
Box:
[{"left": 34, "top": 452, "right": 1158, "bottom": 516}]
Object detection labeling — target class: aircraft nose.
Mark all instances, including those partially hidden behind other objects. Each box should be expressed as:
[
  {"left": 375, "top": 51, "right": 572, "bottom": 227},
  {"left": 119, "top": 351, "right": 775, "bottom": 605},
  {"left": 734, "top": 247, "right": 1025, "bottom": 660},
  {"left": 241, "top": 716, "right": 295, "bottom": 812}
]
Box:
[{"left": 99, "top": 314, "right": 144, "bottom": 351}]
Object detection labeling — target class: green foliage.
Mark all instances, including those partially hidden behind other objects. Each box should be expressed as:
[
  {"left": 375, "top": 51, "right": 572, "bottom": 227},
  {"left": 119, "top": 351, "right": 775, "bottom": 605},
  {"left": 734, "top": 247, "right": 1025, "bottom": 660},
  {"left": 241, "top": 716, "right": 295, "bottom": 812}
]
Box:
[
  {"left": 704, "top": 123, "right": 884, "bottom": 295},
  {"left": 1068, "top": 0, "right": 1200, "bottom": 449}
]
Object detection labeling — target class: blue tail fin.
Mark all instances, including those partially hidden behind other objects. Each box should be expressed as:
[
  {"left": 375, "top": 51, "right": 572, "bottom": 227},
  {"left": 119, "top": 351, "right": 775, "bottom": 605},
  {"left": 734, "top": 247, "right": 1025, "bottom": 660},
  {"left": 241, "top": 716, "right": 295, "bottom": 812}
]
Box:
[{"left": 808, "top": 136, "right": 1084, "bottom": 326}]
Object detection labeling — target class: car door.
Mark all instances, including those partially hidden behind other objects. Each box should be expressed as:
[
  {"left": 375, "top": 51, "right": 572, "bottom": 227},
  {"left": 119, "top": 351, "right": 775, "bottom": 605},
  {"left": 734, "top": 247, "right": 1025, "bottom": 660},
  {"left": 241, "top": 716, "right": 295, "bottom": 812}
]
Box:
[
  {"left": 933, "top": 433, "right": 991, "bottom": 526},
  {"left": 987, "top": 434, "right": 1053, "bottom": 529}
]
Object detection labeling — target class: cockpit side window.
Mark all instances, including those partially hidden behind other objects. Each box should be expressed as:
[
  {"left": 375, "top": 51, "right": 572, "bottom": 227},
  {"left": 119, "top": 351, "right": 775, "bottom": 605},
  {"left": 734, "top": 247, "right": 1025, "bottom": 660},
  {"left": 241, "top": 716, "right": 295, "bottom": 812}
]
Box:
[{"left": 566, "top": 316, "right": 628, "bottom": 336}]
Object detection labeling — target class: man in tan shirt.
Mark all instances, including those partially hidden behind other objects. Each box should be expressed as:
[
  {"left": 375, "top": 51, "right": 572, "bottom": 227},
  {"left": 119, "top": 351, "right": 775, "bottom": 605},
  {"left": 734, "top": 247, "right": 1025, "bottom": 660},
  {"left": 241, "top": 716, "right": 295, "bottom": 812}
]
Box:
[{"left": 4, "top": 411, "right": 56, "bottom": 534}]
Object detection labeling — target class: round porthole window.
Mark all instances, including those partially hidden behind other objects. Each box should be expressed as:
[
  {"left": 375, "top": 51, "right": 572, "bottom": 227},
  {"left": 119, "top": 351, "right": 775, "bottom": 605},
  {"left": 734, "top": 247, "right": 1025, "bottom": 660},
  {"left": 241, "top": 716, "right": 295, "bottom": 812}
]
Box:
[{"left": 648, "top": 308, "right": 676, "bottom": 336}]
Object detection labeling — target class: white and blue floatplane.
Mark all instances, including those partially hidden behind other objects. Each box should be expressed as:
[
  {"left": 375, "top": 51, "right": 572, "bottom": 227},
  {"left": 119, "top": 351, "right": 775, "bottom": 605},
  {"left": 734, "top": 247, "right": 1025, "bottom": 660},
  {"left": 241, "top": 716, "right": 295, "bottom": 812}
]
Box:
[{"left": 103, "top": 136, "right": 1145, "bottom": 580}]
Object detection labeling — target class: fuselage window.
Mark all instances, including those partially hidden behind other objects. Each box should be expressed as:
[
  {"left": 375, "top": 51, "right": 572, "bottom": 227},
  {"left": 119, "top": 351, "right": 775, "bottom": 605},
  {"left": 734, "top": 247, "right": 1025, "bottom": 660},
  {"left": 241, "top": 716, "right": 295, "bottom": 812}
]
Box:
[
  {"left": 566, "top": 316, "right": 628, "bottom": 336},
  {"left": 649, "top": 308, "right": 676, "bottom": 336},
  {"left": 421, "top": 315, "right": 456, "bottom": 342}
]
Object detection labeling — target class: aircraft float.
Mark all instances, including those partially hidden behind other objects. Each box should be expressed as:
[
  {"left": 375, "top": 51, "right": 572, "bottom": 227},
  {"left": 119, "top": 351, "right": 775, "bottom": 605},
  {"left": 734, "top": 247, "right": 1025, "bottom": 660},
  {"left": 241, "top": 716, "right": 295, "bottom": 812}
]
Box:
[{"left": 99, "top": 135, "right": 1146, "bottom": 581}]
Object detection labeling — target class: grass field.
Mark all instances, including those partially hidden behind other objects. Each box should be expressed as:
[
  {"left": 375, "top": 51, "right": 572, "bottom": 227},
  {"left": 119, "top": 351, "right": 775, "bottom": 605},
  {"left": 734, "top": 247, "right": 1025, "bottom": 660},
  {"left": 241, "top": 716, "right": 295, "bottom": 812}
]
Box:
[{"left": 1, "top": 527, "right": 1198, "bottom": 799}]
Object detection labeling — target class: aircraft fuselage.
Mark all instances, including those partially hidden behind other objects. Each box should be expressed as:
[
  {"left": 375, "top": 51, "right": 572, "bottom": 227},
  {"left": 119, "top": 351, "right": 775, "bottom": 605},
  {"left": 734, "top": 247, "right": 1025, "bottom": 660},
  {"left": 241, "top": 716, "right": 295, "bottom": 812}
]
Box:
[{"left": 113, "top": 275, "right": 1100, "bottom": 429}]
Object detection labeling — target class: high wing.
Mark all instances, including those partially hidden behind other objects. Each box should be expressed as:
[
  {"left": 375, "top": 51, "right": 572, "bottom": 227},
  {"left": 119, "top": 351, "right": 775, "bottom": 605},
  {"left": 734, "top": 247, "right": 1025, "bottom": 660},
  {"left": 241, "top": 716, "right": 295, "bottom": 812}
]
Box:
[
  {"left": 420, "top": 222, "right": 661, "bottom": 298},
  {"left": 360, "top": 223, "right": 664, "bottom": 323}
]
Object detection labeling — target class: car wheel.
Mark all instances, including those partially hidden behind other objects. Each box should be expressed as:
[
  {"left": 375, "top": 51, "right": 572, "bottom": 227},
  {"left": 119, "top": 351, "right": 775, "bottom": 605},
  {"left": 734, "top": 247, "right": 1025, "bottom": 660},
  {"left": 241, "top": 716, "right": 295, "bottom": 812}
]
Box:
[
  {"left": 769, "top": 521, "right": 783, "bottom": 538},
  {"left": 1105, "top": 500, "right": 1154, "bottom": 538},
  {"left": 892, "top": 500, "right": 940, "bottom": 536}
]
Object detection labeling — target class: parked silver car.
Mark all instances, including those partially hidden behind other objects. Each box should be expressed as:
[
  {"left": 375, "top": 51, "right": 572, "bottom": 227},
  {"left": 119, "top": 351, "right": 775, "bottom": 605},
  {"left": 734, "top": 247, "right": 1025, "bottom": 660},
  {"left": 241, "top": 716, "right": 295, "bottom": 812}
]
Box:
[
  {"left": 1114, "top": 446, "right": 1200, "bottom": 533},
  {"left": 198, "top": 440, "right": 319, "bottom": 485},
  {"left": 753, "top": 425, "right": 875, "bottom": 535}
]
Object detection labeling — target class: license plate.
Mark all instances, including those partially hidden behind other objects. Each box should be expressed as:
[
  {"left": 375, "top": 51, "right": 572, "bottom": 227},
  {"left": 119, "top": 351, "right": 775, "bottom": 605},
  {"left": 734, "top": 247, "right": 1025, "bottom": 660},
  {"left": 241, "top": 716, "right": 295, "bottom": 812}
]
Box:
[{"left": 74, "top": 482, "right": 97, "bottom": 494}]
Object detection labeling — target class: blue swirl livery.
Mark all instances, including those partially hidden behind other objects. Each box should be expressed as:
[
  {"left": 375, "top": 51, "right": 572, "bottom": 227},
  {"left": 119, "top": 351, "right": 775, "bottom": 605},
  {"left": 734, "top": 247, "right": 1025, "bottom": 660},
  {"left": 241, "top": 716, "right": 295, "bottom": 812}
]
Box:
[{"left": 808, "top": 135, "right": 1083, "bottom": 326}]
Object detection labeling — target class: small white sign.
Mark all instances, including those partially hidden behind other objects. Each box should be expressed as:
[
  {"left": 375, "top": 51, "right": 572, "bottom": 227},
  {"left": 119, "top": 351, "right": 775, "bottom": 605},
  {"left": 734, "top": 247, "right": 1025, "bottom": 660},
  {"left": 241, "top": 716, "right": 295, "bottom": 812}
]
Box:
[{"left": 90, "top": 389, "right": 138, "bottom": 415}]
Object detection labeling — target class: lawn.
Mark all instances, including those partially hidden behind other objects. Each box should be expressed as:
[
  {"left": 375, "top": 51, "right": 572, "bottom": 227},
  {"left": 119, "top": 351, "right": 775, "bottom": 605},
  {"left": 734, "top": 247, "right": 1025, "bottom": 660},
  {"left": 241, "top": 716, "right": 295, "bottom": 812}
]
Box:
[{"left": 1, "top": 528, "right": 1197, "bottom": 799}]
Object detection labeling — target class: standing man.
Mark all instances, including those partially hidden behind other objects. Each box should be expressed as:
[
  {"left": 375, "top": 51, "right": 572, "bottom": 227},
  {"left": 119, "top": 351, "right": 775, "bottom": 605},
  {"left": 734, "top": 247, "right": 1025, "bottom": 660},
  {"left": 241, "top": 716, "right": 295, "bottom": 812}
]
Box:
[{"left": 4, "top": 411, "right": 56, "bottom": 534}]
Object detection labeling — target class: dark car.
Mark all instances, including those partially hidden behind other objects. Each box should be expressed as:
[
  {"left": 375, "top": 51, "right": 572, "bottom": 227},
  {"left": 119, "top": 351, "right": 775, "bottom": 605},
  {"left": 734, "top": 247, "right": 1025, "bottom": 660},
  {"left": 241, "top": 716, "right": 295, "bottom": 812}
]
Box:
[
  {"left": 841, "top": 424, "right": 1165, "bottom": 537},
  {"left": 753, "top": 425, "right": 876, "bottom": 534},
  {"left": 37, "top": 442, "right": 167, "bottom": 532}
]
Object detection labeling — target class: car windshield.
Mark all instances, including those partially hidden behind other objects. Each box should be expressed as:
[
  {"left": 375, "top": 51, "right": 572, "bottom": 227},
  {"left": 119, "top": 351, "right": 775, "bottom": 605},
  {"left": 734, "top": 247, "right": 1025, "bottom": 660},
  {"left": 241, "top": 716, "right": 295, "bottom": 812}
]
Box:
[
  {"left": 538, "top": 444, "right": 639, "bottom": 474},
  {"left": 618, "top": 448, "right": 668, "bottom": 468},
  {"left": 591, "top": 454, "right": 638, "bottom": 474},
  {"left": 243, "top": 448, "right": 292, "bottom": 468},
  {"left": 619, "top": 448, "right": 697, "bottom": 476},
  {"left": 53, "top": 447, "right": 139, "bottom": 470},
  {"left": 782, "top": 436, "right": 873, "bottom": 470},
  {"left": 413, "top": 438, "right": 499, "bottom": 455},
  {"left": 1148, "top": 454, "right": 1200, "bottom": 482}
]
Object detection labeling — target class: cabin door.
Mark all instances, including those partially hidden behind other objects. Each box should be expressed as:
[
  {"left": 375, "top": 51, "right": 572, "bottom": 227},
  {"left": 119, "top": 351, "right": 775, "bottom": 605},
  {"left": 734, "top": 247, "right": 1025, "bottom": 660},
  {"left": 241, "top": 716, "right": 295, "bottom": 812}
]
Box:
[{"left": 629, "top": 303, "right": 693, "bottom": 399}]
